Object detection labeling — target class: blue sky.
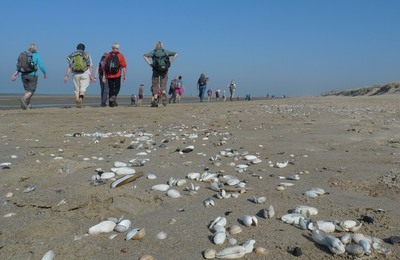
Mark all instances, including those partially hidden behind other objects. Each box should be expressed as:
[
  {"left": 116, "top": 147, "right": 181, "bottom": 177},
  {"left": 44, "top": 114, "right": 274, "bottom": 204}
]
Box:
[{"left": 1, "top": 0, "right": 400, "bottom": 97}]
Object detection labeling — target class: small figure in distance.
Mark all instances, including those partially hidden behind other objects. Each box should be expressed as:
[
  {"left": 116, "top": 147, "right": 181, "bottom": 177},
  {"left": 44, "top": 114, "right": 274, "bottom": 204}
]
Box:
[
  {"left": 175, "top": 76, "right": 184, "bottom": 103},
  {"left": 143, "top": 41, "right": 177, "bottom": 107},
  {"left": 228, "top": 80, "right": 237, "bottom": 101},
  {"left": 64, "top": 43, "right": 94, "bottom": 108},
  {"left": 94, "top": 53, "right": 108, "bottom": 107},
  {"left": 11, "top": 43, "right": 48, "bottom": 110},
  {"left": 215, "top": 88, "right": 221, "bottom": 101},
  {"left": 197, "top": 73, "right": 208, "bottom": 102},
  {"left": 207, "top": 88, "right": 213, "bottom": 102},
  {"left": 130, "top": 93, "right": 137, "bottom": 106},
  {"left": 137, "top": 83, "right": 144, "bottom": 106}
]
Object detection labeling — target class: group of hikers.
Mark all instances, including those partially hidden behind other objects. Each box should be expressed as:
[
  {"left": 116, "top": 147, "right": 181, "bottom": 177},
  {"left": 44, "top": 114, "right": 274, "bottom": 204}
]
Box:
[{"left": 11, "top": 41, "right": 237, "bottom": 109}]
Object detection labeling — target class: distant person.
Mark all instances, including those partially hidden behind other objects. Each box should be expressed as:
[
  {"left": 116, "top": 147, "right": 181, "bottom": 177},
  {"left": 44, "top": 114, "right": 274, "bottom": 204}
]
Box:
[
  {"left": 143, "top": 41, "right": 178, "bottom": 107},
  {"left": 130, "top": 93, "right": 136, "bottom": 106},
  {"left": 102, "top": 42, "right": 127, "bottom": 107},
  {"left": 222, "top": 90, "right": 227, "bottom": 102},
  {"left": 64, "top": 43, "right": 94, "bottom": 108},
  {"left": 215, "top": 88, "right": 221, "bottom": 101},
  {"left": 207, "top": 88, "right": 213, "bottom": 102},
  {"left": 197, "top": 73, "right": 208, "bottom": 102},
  {"left": 94, "top": 53, "right": 108, "bottom": 107},
  {"left": 175, "top": 76, "right": 184, "bottom": 103},
  {"left": 168, "top": 76, "right": 179, "bottom": 103},
  {"left": 11, "top": 43, "right": 48, "bottom": 110},
  {"left": 228, "top": 80, "right": 237, "bottom": 101},
  {"left": 137, "top": 84, "right": 144, "bottom": 106}
]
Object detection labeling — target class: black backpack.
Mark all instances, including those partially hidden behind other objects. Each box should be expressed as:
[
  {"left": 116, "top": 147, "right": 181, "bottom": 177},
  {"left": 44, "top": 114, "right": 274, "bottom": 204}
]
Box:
[
  {"left": 152, "top": 49, "right": 170, "bottom": 72},
  {"left": 105, "top": 52, "right": 121, "bottom": 75},
  {"left": 17, "top": 51, "right": 37, "bottom": 73}
]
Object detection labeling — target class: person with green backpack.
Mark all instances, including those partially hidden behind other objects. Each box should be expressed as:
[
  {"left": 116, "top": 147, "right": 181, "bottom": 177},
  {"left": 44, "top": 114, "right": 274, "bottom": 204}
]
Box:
[
  {"left": 143, "top": 41, "right": 177, "bottom": 107},
  {"left": 64, "top": 43, "right": 94, "bottom": 108}
]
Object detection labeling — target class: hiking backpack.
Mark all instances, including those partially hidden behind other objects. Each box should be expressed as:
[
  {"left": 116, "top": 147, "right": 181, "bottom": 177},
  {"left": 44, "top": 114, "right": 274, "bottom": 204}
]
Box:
[
  {"left": 105, "top": 52, "right": 121, "bottom": 75},
  {"left": 68, "top": 51, "right": 89, "bottom": 73},
  {"left": 199, "top": 75, "right": 207, "bottom": 86},
  {"left": 152, "top": 49, "right": 170, "bottom": 72},
  {"left": 17, "top": 51, "right": 37, "bottom": 73}
]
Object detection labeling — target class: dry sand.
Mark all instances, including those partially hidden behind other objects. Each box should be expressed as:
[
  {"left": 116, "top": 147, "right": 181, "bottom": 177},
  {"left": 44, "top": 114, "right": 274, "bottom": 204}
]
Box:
[{"left": 0, "top": 96, "right": 399, "bottom": 259}]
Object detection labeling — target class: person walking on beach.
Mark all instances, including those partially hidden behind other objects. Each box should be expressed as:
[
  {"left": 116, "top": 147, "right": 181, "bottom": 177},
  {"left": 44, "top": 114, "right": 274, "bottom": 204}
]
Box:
[
  {"left": 94, "top": 53, "right": 108, "bottom": 107},
  {"left": 215, "top": 88, "right": 221, "bottom": 101},
  {"left": 11, "top": 43, "right": 48, "bottom": 110},
  {"left": 143, "top": 41, "right": 178, "bottom": 107},
  {"left": 175, "top": 76, "right": 184, "bottom": 103},
  {"left": 64, "top": 43, "right": 94, "bottom": 108},
  {"left": 137, "top": 84, "right": 144, "bottom": 106},
  {"left": 197, "top": 73, "right": 208, "bottom": 102},
  {"left": 228, "top": 80, "right": 237, "bottom": 101},
  {"left": 168, "top": 76, "right": 178, "bottom": 103},
  {"left": 222, "top": 90, "right": 227, "bottom": 102},
  {"left": 102, "top": 42, "right": 127, "bottom": 107},
  {"left": 130, "top": 93, "right": 137, "bottom": 106},
  {"left": 207, "top": 88, "right": 213, "bottom": 102}
]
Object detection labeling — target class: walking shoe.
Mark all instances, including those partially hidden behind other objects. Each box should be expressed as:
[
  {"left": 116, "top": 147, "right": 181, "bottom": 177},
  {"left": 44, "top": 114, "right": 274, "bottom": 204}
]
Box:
[
  {"left": 26, "top": 103, "right": 32, "bottom": 110},
  {"left": 161, "top": 93, "right": 167, "bottom": 107},
  {"left": 19, "top": 98, "right": 27, "bottom": 110},
  {"left": 76, "top": 98, "right": 82, "bottom": 108}
]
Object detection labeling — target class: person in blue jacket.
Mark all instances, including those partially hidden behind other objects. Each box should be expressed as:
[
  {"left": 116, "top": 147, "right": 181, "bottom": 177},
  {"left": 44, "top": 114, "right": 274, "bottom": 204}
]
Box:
[{"left": 11, "top": 43, "right": 48, "bottom": 110}]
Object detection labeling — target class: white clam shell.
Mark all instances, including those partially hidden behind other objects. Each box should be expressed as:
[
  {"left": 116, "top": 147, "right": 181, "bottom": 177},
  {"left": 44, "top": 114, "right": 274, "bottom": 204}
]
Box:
[
  {"left": 113, "top": 161, "right": 127, "bottom": 167},
  {"left": 312, "top": 229, "right": 346, "bottom": 255},
  {"left": 111, "top": 167, "right": 136, "bottom": 175},
  {"left": 244, "top": 155, "right": 257, "bottom": 161},
  {"left": 275, "top": 161, "right": 288, "bottom": 168},
  {"left": 167, "top": 189, "right": 181, "bottom": 198},
  {"left": 203, "top": 249, "right": 217, "bottom": 259},
  {"left": 252, "top": 158, "right": 262, "bottom": 164},
  {"left": 216, "top": 246, "right": 246, "bottom": 259},
  {"left": 187, "top": 172, "right": 201, "bottom": 180},
  {"left": 294, "top": 205, "right": 318, "bottom": 216},
  {"left": 228, "top": 225, "right": 242, "bottom": 235},
  {"left": 213, "top": 231, "right": 226, "bottom": 245},
  {"left": 114, "top": 219, "right": 131, "bottom": 233},
  {"left": 156, "top": 231, "right": 167, "bottom": 240},
  {"left": 41, "top": 250, "right": 55, "bottom": 260},
  {"left": 175, "top": 179, "right": 187, "bottom": 187},
  {"left": 88, "top": 220, "right": 117, "bottom": 235},
  {"left": 242, "top": 239, "right": 256, "bottom": 253},
  {"left": 226, "top": 178, "right": 240, "bottom": 186},
  {"left": 236, "top": 164, "right": 248, "bottom": 169},
  {"left": 151, "top": 184, "right": 170, "bottom": 191},
  {"left": 241, "top": 215, "right": 257, "bottom": 227},
  {"left": 147, "top": 173, "right": 157, "bottom": 180},
  {"left": 281, "top": 213, "right": 305, "bottom": 225},
  {"left": 100, "top": 172, "right": 115, "bottom": 179},
  {"left": 261, "top": 204, "right": 275, "bottom": 218},
  {"left": 253, "top": 196, "right": 266, "bottom": 204},
  {"left": 313, "top": 220, "right": 336, "bottom": 233},
  {"left": 210, "top": 216, "right": 227, "bottom": 229}
]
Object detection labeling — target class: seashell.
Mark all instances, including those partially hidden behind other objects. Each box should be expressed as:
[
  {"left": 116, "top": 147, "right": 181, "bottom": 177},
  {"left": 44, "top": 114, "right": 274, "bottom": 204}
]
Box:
[
  {"left": 228, "top": 225, "right": 242, "bottom": 235},
  {"left": 252, "top": 196, "right": 266, "bottom": 204},
  {"left": 3, "top": 213, "right": 16, "bottom": 218},
  {"left": 111, "top": 167, "right": 136, "bottom": 175},
  {"left": 213, "top": 225, "right": 226, "bottom": 233},
  {"left": 244, "top": 155, "right": 257, "bottom": 161},
  {"left": 213, "top": 231, "right": 227, "bottom": 245},
  {"left": 228, "top": 237, "right": 237, "bottom": 245},
  {"left": 241, "top": 215, "right": 257, "bottom": 227},
  {"left": 299, "top": 218, "right": 311, "bottom": 230},
  {"left": 252, "top": 158, "right": 262, "bottom": 164},
  {"left": 294, "top": 205, "right": 318, "bottom": 217},
  {"left": 109, "top": 234, "right": 118, "bottom": 239},
  {"left": 156, "top": 231, "right": 167, "bottom": 240},
  {"left": 337, "top": 220, "right": 362, "bottom": 232},
  {"left": 235, "top": 164, "right": 248, "bottom": 169},
  {"left": 275, "top": 161, "right": 288, "bottom": 168},
  {"left": 281, "top": 213, "right": 305, "bottom": 225},
  {"left": 210, "top": 216, "right": 227, "bottom": 229},
  {"left": 167, "top": 189, "right": 181, "bottom": 198},
  {"left": 175, "top": 179, "right": 187, "bottom": 187},
  {"left": 41, "top": 250, "right": 55, "bottom": 260},
  {"left": 340, "top": 233, "right": 352, "bottom": 244},
  {"left": 209, "top": 182, "right": 223, "bottom": 192},
  {"left": 254, "top": 247, "right": 268, "bottom": 255},
  {"left": 242, "top": 239, "right": 256, "bottom": 253},
  {"left": 203, "top": 249, "right": 217, "bottom": 259},
  {"left": 114, "top": 219, "right": 131, "bottom": 233},
  {"left": 110, "top": 172, "right": 144, "bottom": 188},
  {"left": 216, "top": 246, "right": 246, "bottom": 259},
  {"left": 200, "top": 172, "right": 218, "bottom": 182},
  {"left": 147, "top": 173, "right": 157, "bottom": 180},
  {"left": 287, "top": 174, "right": 300, "bottom": 180},
  {"left": 312, "top": 229, "right": 345, "bottom": 255},
  {"left": 23, "top": 185, "right": 36, "bottom": 193},
  {"left": 313, "top": 220, "right": 336, "bottom": 233},
  {"left": 100, "top": 172, "right": 115, "bottom": 179},
  {"left": 151, "top": 184, "right": 170, "bottom": 191},
  {"left": 138, "top": 255, "right": 156, "bottom": 260},
  {"left": 203, "top": 197, "right": 215, "bottom": 207},
  {"left": 88, "top": 220, "right": 117, "bottom": 235},
  {"left": 345, "top": 244, "right": 364, "bottom": 257},
  {"left": 226, "top": 178, "right": 240, "bottom": 186},
  {"left": 359, "top": 239, "right": 371, "bottom": 255},
  {"left": 276, "top": 185, "right": 286, "bottom": 191},
  {"left": 279, "top": 182, "right": 294, "bottom": 187},
  {"left": 136, "top": 152, "right": 147, "bottom": 156},
  {"left": 265, "top": 205, "right": 275, "bottom": 218},
  {"left": 113, "top": 161, "right": 127, "bottom": 167},
  {"left": 125, "top": 227, "right": 146, "bottom": 240},
  {"left": 352, "top": 233, "right": 371, "bottom": 244},
  {"left": 187, "top": 172, "right": 200, "bottom": 180},
  {"left": 5, "top": 192, "right": 13, "bottom": 198},
  {"left": 181, "top": 145, "right": 194, "bottom": 153}
]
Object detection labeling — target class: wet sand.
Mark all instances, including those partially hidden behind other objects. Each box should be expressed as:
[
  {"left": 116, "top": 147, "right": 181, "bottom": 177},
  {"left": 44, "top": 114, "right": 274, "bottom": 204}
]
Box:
[{"left": 0, "top": 96, "right": 399, "bottom": 259}]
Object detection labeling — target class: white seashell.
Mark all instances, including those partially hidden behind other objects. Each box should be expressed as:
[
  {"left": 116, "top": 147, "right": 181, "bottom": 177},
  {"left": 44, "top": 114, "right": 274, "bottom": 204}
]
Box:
[
  {"left": 209, "top": 182, "right": 223, "bottom": 192},
  {"left": 168, "top": 177, "right": 177, "bottom": 186},
  {"left": 109, "top": 234, "right": 118, "bottom": 239},
  {"left": 314, "top": 220, "right": 336, "bottom": 233},
  {"left": 41, "top": 250, "right": 55, "bottom": 260},
  {"left": 216, "top": 246, "right": 246, "bottom": 259},
  {"left": 114, "top": 219, "right": 131, "bottom": 233},
  {"left": 167, "top": 189, "right": 181, "bottom": 198},
  {"left": 242, "top": 239, "right": 256, "bottom": 253},
  {"left": 228, "top": 225, "right": 242, "bottom": 235},
  {"left": 265, "top": 205, "right": 275, "bottom": 218},
  {"left": 213, "top": 225, "right": 226, "bottom": 233},
  {"left": 136, "top": 152, "right": 147, "bottom": 156},
  {"left": 203, "top": 249, "right": 217, "bottom": 259},
  {"left": 312, "top": 229, "right": 345, "bottom": 255},
  {"left": 113, "top": 161, "right": 127, "bottom": 167},
  {"left": 338, "top": 220, "right": 362, "bottom": 232},
  {"left": 281, "top": 213, "right": 305, "bottom": 225},
  {"left": 151, "top": 184, "right": 170, "bottom": 191},
  {"left": 111, "top": 167, "right": 136, "bottom": 175},
  {"left": 345, "top": 244, "right": 365, "bottom": 257},
  {"left": 210, "top": 216, "right": 227, "bottom": 229},
  {"left": 175, "top": 179, "right": 187, "bottom": 187},
  {"left": 213, "top": 231, "right": 226, "bottom": 245},
  {"left": 88, "top": 220, "right": 117, "bottom": 235},
  {"left": 340, "top": 233, "right": 352, "bottom": 244},
  {"left": 253, "top": 196, "right": 266, "bottom": 204},
  {"left": 275, "top": 161, "right": 288, "bottom": 168},
  {"left": 244, "top": 155, "right": 257, "bottom": 161},
  {"left": 100, "top": 172, "right": 115, "bottom": 179},
  {"left": 147, "top": 173, "right": 157, "bottom": 180},
  {"left": 236, "top": 164, "right": 248, "bottom": 169},
  {"left": 156, "top": 231, "right": 167, "bottom": 240},
  {"left": 228, "top": 237, "right": 237, "bottom": 245},
  {"left": 3, "top": 213, "right": 16, "bottom": 218},
  {"left": 203, "top": 197, "right": 215, "bottom": 207},
  {"left": 125, "top": 227, "right": 146, "bottom": 240},
  {"left": 252, "top": 158, "right": 262, "bottom": 164},
  {"left": 110, "top": 174, "right": 139, "bottom": 188},
  {"left": 241, "top": 215, "right": 257, "bottom": 227},
  {"left": 287, "top": 174, "right": 300, "bottom": 180},
  {"left": 294, "top": 205, "right": 318, "bottom": 216},
  {"left": 226, "top": 178, "right": 240, "bottom": 186},
  {"left": 359, "top": 239, "right": 371, "bottom": 255}
]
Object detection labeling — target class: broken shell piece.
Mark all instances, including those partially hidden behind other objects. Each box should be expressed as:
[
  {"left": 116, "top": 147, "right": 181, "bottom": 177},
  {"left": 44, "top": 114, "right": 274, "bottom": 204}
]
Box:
[
  {"left": 203, "top": 197, "right": 215, "bottom": 207},
  {"left": 294, "top": 205, "right": 318, "bottom": 217},
  {"left": 261, "top": 205, "right": 275, "bottom": 219},
  {"left": 281, "top": 213, "right": 305, "bottom": 225},
  {"left": 156, "top": 231, "right": 167, "bottom": 240},
  {"left": 187, "top": 172, "right": 201, "bottom": 180},
  {"left": 111, "top": 167, "right": 136, "bottom": 175},
  {"left": 241, "top": 215, "right": 258, "bottom": 227},
  {"left": 216, "top": 246, "right": 246, "bottom": 259},
  {"left": 41, "top": 250, "right": 55, "bottom": 260},
  {"left": 114, "top": 219, "right": 131, "bottom": 233},
  {"left": 242, "top": 239, "right": 256, "bottom": 253},
  {"left": 275, "top": 161, "right": 288, "bottom": 168},
  {"left": 23, "top": 185, "right": 36, "bottom": 193},
  {"left": 209, "top": 216, "right": 227, "bottom": 229},
  {"left": 244, "top": 155, "right": 257, "bottom": 161},
  {"left": 88, "top": 220, "right": 117, "bottom": 235},
  {"left": 252, "top": 196, "right": 266, "bottom": 204},
  {"left": 276, "top": 185, "right": 286, "bottom": 191},
  {"left": 228, "top": 225, "right": 242, "bottom": 235},
  {"left": 167, "top": 189, "right": 181, "bottom": 198},
  {"left": 203, "top": 249, "right": 217, "bottom": 259},
  {"left": 113, "top": 161, "right": 127, "bottom": 167},
  {"left": 304, "top": 187, "right": 327, "bottom": 198},
  {"left": 125, "top": 227, "right": 146, "bottom": 240},
  {"left": 336, "top": 220, "right": 362, "bottom": 232}
]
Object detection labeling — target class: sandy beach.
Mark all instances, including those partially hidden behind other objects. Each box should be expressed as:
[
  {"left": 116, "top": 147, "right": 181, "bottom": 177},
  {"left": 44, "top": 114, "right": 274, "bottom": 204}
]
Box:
[{"left": 0, "top": 96, "right": 399, "bottom": 259}]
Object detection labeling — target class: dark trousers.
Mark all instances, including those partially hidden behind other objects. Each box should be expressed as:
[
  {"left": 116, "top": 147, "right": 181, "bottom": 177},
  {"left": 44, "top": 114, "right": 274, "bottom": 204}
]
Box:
[
  {"left": 107, "top": 77, "right": 121, "bottom": 99},
  {"left": 99, "top": 75, "right": 109, "bottom": 106}
]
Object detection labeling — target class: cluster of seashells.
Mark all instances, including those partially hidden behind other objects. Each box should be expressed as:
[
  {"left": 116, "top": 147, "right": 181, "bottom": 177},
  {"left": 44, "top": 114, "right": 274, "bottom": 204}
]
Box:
[{"left": 280, "top": 205, "right": 392, "bottom": 256}]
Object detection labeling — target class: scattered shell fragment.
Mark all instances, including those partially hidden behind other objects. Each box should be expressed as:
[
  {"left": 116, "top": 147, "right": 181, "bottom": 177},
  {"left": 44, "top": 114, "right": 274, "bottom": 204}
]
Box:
[
  {"left": 113, "top": 161, "right": 127, "bottom": 167},
  {"left": 228, "top": 225, "right": 242, "bottom": 235},
  {"left": 167, "top": 189, "right": 181, "bottom": 198},
  {"left": 242, "top": 239, "right": 256, "bottom": 253},
  {"left": 312, "top": 229, "right": 345, "bottom": 255},
  {"left": 252, "top": 196, "right": 266, "bottom": 204},
  {"left": 261, "top": 205, "right": 275, "bottom": 219},
  {"left": 294, "top": 205, "right": 318, "bottom": 217},
  {"left": 147, "top": 173, "right": 157, "bottom": 180},
  {"left": 203, "top": 249, "right": 217, "bottom": 259},
  {"left": 204, "top": 197, "right": 215, "bottom": 207},
  {"left": 216, "top": 246, "right": 246, "bottom": 259},
  {"left": 304, "top": 187, "right": 327, "bottom": 198},
  {"left": 125, "top": 227, "right": 146, "bottom": 240},
  {"left": 110, "top": 172, "right": 144, "bottom": 188},
  {"left": 88, "top": 220, "right": 117, "bottom": 235},
  {"left": 151, "top": 184, "right": 170, "bottom": 191},
  {"left": 23, "top": 185, "right": 36, "bottom": 193},
  {"left": 275, "top": 161, "right": 288, "bottom": 168},
  {"left": 156, "top": 231, "right": 167, "bottom": 240},
  {"left": 111, "top": 167, "right": 136, "bottom": 175},
  {"left": 281, "top": 213, "right": 305, "bottom": 225},
  {"left": 241, "top": 215, "right": 258, "bottom": 227},
  {"left": 3, "top": 213, "right": 16, "bottom": 218},
  {"left": 254, "top": 246, "right": 268, "bottom": 255},
  {"left": 41, "top": 250, "right": 55, "bottom": 260},
  {"left": 114, "top": 219, "right": 131, "bottom": 233},
  {"left": 100, "top": 172, "right": 115, "bottom": 179}
]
